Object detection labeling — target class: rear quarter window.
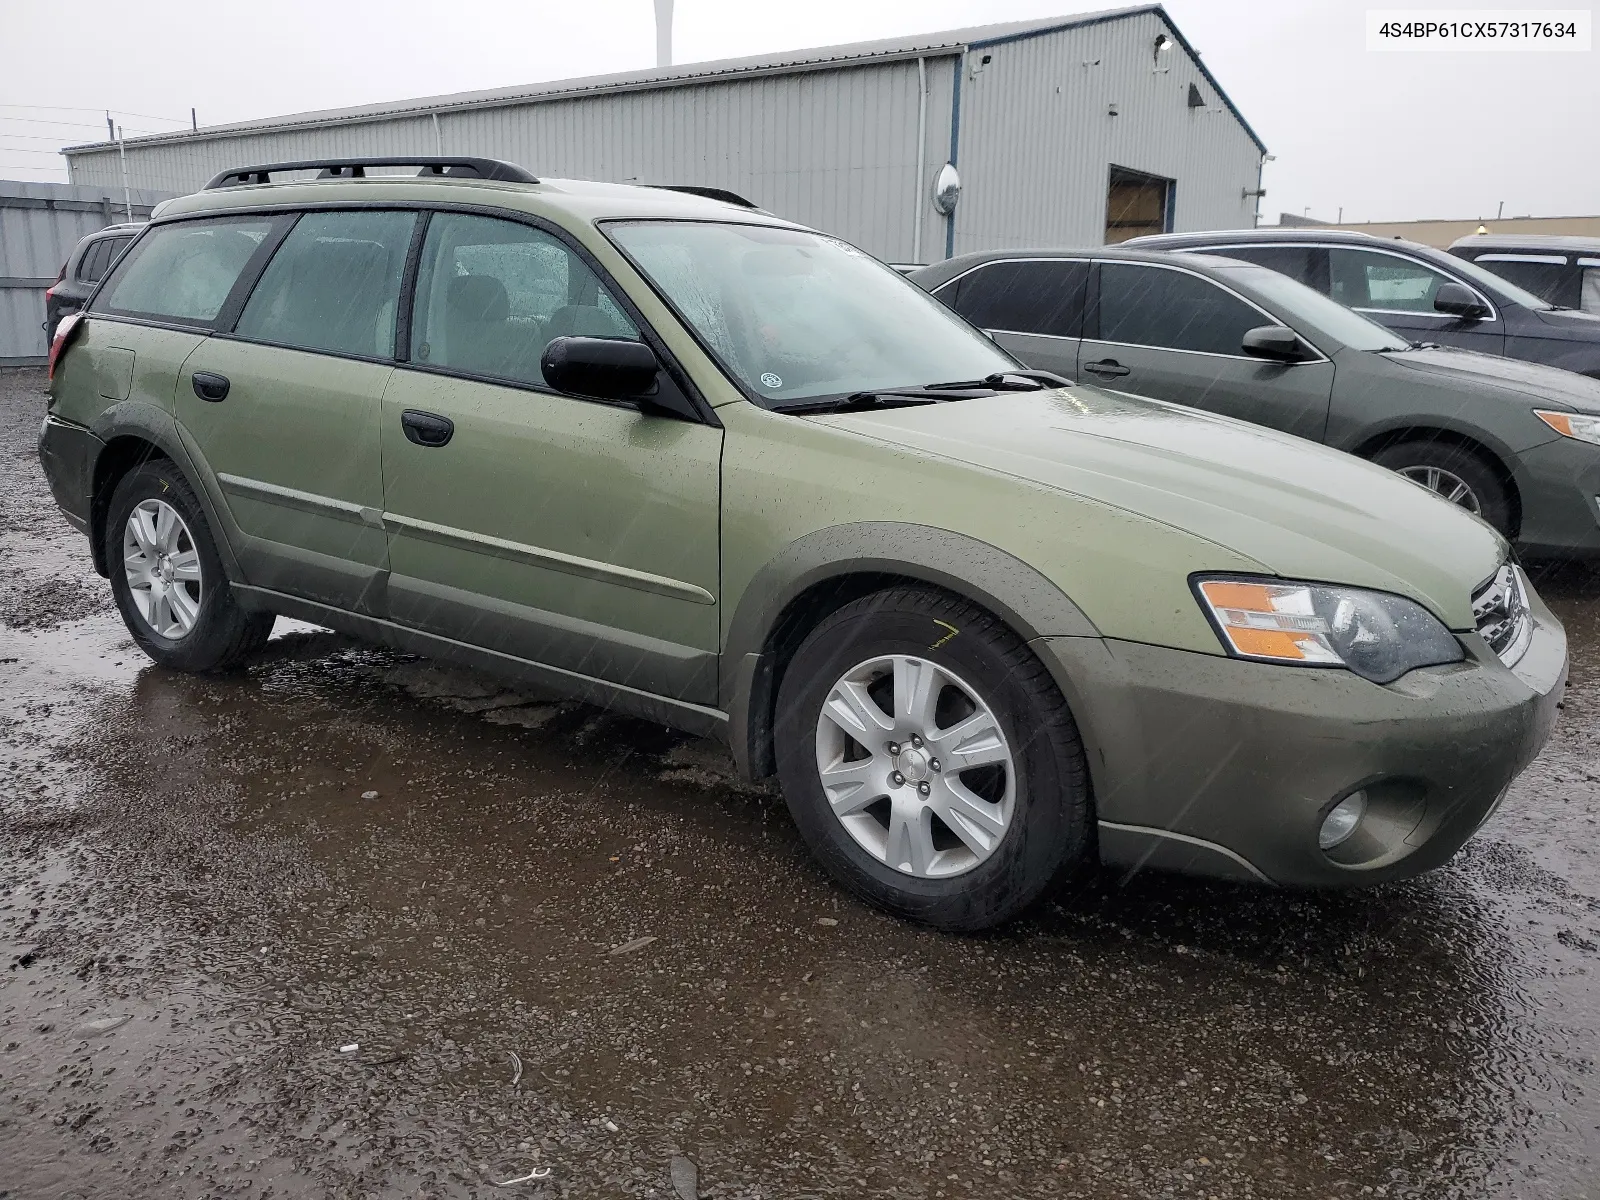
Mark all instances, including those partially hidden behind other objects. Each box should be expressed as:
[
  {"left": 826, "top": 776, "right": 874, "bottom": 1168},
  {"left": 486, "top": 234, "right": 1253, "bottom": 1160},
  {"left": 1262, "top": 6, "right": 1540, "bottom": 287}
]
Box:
[{"left": 92, "top": 218, "right": 275, "bottom": 325}]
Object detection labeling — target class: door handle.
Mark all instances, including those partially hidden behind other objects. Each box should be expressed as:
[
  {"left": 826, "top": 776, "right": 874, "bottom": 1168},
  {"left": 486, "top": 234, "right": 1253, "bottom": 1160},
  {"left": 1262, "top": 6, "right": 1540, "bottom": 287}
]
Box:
[
  {"left": 1082, "top": 359, "right": 1130, "bottom": 378},
  {"left": 401, "top": 409, "right": 454, "bottom": 448},
  {"left": 192, "top": 372, "right": 230, "bottom": 402}
]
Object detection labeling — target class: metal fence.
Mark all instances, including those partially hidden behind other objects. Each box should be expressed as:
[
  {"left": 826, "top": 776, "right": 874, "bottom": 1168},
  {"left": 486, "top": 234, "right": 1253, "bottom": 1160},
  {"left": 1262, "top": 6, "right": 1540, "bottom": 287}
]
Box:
[{"left": 0, "top": 180, "right": 174, "bottom": 364}]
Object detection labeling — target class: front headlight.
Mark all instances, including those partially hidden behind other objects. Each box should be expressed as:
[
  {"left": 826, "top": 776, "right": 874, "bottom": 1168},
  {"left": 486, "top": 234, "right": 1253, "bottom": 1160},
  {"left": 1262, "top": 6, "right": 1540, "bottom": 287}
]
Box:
[
  {"left": 1534, "top": 410, "right": 1600, "bottom": 446},
  {"left": 1194, "top": 576, "right": 1464, "bottom": 684}
]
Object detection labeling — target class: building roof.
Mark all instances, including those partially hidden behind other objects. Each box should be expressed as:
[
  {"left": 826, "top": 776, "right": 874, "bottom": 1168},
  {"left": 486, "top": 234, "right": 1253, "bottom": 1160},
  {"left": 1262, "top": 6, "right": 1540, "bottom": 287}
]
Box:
[{"left": 63, "top": 5, "right": 1265, "bottom": 156}]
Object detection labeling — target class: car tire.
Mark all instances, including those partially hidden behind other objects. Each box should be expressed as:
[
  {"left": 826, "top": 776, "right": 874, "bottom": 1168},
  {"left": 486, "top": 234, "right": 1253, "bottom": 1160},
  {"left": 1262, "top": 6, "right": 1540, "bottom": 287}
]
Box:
[
  {"left": 105, "top": 461, "right": 274, "bottom": 672},
  {"left": 773, "top": 586, "right": 1091, "bottom": 931},
  {"left": 1372, "top": 440, "right": 1512, "bottom": 536}
]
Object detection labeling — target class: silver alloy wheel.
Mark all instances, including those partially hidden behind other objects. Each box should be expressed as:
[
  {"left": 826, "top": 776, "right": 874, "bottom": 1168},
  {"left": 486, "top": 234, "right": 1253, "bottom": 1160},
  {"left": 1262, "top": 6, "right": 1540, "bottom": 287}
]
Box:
[
  {"left": 814, "top": 654, "right": 1016, "bottom": 879},
  {"left": 1397, "top": 465, "right": 1482, "bottom": 514},
  {"left": 122, "top": 498, "right": 203, "bottom": 639}
]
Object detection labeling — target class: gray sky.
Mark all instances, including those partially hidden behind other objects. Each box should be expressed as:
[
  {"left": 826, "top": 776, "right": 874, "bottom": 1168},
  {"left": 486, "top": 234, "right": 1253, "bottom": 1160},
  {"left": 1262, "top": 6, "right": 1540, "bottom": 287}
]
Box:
[{"left": 1, "top": 0, "right": 1594, "bottom": 222}]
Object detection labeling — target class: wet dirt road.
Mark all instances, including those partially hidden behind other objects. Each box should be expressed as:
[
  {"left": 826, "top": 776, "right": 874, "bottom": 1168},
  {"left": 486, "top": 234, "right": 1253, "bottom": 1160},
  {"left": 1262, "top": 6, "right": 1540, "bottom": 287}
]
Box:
[{"left": 3, "top": 366, "right": 1598, "bottom": 1200}]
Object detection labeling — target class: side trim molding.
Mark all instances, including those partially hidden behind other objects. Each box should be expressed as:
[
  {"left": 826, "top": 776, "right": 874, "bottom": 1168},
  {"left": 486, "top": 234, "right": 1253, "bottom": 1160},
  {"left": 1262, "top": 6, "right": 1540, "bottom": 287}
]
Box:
[
  {"left": 383, "top": 511, "right": 717, "bottom": 605},
  {"left": 218, "top": 472, "right": 384, "bottom": 528}
]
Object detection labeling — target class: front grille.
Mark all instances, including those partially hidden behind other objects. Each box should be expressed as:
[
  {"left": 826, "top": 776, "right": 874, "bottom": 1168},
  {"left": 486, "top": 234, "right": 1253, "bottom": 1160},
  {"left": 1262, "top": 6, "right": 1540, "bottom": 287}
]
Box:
[{"left": 1472, "top": 564, "right": 1533, "bottom": 668}]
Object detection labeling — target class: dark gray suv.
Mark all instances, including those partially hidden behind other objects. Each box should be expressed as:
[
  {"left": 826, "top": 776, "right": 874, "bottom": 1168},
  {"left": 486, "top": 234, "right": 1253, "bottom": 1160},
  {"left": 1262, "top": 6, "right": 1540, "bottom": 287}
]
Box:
[
  {"left": 1127, "top": 228, "right": 1600, "bottom": 380},
  {"left": 912, "top": 247, "right": 1600, "bottom": 556}
]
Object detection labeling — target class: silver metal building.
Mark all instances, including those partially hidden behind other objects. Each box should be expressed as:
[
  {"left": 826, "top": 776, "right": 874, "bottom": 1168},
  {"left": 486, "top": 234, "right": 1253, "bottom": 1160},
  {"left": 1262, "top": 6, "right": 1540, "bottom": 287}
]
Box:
[{"left": 59, "top": 4, "right": 1266, "bottom": 264}]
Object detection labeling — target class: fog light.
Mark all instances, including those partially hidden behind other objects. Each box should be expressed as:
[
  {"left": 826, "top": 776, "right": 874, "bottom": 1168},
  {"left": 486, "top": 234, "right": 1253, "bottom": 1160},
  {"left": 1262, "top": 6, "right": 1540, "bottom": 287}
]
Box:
[{"left": 1319, "top": 791, "right": 1367, "bottom": 850}]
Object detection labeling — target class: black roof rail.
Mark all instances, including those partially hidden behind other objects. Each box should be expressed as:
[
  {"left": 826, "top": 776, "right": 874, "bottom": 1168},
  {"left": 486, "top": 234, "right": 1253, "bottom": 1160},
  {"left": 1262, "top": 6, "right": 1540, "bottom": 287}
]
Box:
[
  {"left": 645, "top": 184, "right": 761, "bottom": 210},
  {"left": 203, "top": 157, "right": 539, "bottom": 189}
]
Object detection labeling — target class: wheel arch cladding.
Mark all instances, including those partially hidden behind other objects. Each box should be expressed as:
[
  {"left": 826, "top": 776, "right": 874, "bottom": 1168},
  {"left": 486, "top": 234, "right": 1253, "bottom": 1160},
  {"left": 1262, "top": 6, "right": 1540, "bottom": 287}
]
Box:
[
  {"left": 88, "top": 402, "right": 239, "bottom": 582},
  {"left": 1351, "top": 425, "right": 1522, "bottom": 536},
  {"left": 722, "top": 522, "right": 1101, "bottom": 781}
]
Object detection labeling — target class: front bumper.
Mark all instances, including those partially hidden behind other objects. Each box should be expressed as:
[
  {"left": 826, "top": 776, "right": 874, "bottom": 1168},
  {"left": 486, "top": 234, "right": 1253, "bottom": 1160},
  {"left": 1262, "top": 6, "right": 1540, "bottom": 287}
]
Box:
[
  {"left": 1039, "top": 586, "right": 1566, "bottom": 887},
  {"left": 38, "top": 413, "right": 102, "bottom": 537},
  {"left": 1512, "top": 435, "right": 1600, "bottom": 557}
]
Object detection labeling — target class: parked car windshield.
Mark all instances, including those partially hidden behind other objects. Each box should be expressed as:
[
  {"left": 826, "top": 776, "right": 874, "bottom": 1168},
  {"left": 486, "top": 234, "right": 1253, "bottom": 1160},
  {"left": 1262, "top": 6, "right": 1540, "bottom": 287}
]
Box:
[
  {"left": 1437, "top": 250, "right": 1555, "bottom": 310},
  {"left": 605, "top": 220, "right": 1021, "bottom": 406},
  {"left": 1212, "top": 262, "right": 1411, "bottom": 352}
]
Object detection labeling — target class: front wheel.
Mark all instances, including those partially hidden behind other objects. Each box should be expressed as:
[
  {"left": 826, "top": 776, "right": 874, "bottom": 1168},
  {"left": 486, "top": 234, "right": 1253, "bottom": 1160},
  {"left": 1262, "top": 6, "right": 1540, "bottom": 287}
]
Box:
[
  {"left": 105, "top": 461, "right": 274, "bottom": 671},
  {"left": 1372, "top": 440, "right": 1512, "bottom": 536},
  {"left": 773, "top": 587, "right": 1091, "bottom": 931}
]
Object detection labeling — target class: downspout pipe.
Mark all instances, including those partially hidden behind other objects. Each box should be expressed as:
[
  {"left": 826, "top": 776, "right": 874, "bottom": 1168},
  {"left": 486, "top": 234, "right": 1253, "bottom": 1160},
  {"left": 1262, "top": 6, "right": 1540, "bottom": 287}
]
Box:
[
  {"left": 913, "top": 57, "right": 927, "bottom": 264},
  {"left": 945, "top": 53, "right": 964, "bottom": 260}
]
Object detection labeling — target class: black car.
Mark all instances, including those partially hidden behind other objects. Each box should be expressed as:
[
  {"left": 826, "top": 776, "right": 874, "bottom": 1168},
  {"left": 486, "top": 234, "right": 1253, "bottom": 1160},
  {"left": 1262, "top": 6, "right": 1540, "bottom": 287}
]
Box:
[
  {"left": 911, "top": 247, "right": 1600, "bottom": 556},
  {"left": 1449, "top": 234, "right": 1600, "bottom": 316},
  {"left": 1127, "top": 228, "right": 1600, "bottom": 379},
  {"left": 44, "top": 223, "right": 141, "bottom": 345}
]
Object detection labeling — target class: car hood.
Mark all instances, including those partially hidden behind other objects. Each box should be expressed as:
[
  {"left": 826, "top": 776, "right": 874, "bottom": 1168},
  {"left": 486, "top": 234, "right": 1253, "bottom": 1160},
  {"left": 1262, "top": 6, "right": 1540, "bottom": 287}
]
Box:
[
  {"left": 1531, "top": 306, "right": 1600, "bottom": 341},
  {"left": 811, "top": 387, "right": 1504, "bottom": 629},
  {"left": 1380, "top": 345, "right": 1600, "bottom": 410}
]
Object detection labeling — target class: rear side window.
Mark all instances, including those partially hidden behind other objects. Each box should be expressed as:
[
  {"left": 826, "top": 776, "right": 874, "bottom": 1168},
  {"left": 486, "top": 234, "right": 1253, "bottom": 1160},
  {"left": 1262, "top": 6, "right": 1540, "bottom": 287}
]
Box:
[
  {"left": 938, "top": 260, "right": 1087, "bottom": 338},
  {"left": 1468, "top": 255, "right": 1571, "bottom": 307},
  {"left": 235, "top": 210, "right": 417, "bottom": 359},
  {"left": 1583, "top": 266, "right": 1600, "bottom": 315},
  {"left": 94, "top": 218, "right": 274, "bottom": 324},
  {"left": 76, "top": 239, "right": 110, "bottom": 283},
  {"left": 1094, "top": 262, "right": 1264, "bottom": 356},
  {"left": 409, "top": 212, "right": 638, "bottom": 388},
  {"left": 1198, "top": 244, "right": 1323, "bottom": 290}
]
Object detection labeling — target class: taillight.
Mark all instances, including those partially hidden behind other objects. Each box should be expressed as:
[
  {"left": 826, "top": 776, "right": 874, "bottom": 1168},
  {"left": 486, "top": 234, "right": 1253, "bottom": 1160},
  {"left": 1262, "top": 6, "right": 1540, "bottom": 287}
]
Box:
[{"left": 48, "top": 310, "right": 85, "bottom": 381}]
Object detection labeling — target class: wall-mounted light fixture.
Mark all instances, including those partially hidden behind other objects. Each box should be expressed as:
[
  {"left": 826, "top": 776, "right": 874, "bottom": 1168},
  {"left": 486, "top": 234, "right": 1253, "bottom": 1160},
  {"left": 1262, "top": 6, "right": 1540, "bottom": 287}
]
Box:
[
  {"left": 968, "top": 52, "right": 993, "bottom": 80},
  {"left": 1152, "top": 32, "right": 1173, "bottom": 69}
]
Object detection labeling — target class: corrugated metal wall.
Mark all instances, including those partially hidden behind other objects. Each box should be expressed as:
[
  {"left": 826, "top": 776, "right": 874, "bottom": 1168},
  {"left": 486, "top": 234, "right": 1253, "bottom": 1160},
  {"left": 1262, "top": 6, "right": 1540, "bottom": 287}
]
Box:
[
  {"left": 952, "top": 10, "right": 1261, "bottom": 253},
  {"left": 62, "top": 16, "right": 1262, "bottom": 264},
  {"left": 0, "top": 180, "right": 172, "bottom": 363}
]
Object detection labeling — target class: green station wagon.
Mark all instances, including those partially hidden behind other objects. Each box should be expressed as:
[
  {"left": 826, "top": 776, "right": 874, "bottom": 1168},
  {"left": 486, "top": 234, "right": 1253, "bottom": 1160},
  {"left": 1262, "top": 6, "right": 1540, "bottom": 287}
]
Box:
[{"left": 39, "top": 157, "right": 1567, "bottom": 930}]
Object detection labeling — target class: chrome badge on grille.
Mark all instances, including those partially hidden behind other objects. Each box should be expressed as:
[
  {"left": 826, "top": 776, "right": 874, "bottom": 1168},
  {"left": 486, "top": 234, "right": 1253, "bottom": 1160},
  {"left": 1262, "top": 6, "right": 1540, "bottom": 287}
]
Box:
[{"left": 1472, "top": 564, "right": 1533, "bottom": 668}]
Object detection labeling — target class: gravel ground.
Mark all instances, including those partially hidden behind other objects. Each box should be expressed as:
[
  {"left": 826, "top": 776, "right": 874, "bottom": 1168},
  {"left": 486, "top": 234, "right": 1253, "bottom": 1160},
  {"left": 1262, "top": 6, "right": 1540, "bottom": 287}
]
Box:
[{"left": 3, "top": 365, "right": 1599, "bottom": 1199}]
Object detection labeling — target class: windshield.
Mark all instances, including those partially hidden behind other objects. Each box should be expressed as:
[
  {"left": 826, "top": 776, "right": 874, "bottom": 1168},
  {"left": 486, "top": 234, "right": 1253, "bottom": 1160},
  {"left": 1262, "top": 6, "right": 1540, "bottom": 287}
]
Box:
[
  {"left": 1213, "top": 262, "right": 1411, "bottom": 352},
  {"left": 605, "top": 220, "right": 1020, "bottom": 406},
  {"left": 1441, "top": 249, "right": 1556, "bottom": 310}
]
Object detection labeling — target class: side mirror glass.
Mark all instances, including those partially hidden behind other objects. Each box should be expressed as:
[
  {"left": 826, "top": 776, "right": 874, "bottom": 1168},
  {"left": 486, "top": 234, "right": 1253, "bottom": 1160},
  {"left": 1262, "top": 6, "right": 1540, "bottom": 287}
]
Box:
[
  {"left": 1433, "top": 281, "right": 1490, "bottom": 319},
  {"left": 1240, "top": 324, "right": 1306, "bottom": 361},
  {"left": 541, "top": 335, "right": 660, "bottom": 400}
]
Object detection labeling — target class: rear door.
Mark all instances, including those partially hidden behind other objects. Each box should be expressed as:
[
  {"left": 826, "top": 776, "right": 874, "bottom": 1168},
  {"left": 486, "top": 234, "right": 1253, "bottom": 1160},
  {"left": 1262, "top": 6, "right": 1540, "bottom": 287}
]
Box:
[
  {"left": 379, "top": 210, "right": 723, "bottom": 704},
  {"left": 1325, "top": 246, "right": 1505, "bottom": 355},
  {"left": 1079, "top": 260, "right": 1335, "bottom": 442},
  {"left": 176, "top": 208, "right": 417, "bottom": 613},
  {"left": 930, "top": 259, "right": 1087, "bottom": 377}
]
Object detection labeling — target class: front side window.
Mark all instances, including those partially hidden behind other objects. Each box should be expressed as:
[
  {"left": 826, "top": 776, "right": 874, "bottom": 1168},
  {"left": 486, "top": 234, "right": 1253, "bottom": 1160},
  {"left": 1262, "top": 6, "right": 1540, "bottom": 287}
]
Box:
[
  {"left": 1095, "top": 262, "right": 1265, "bottom": 356},
  {"left": 939, "top": 260, "right": 1088, "bottom": 338},
  {"left": 93, "top": 217, "right": 274, "bottom": 324},
  {"left": 235, "top": 210, "right": 416, "bottom": 358},
  {"left": 1328, "top": 248, "right": 1459, "bottom": 313},
  {"left": 409, "top": 212, "right": 638, "bottom": 388},
  {"left": 606, "top": 220, "right": 1018, "bottom": 406},
  {"left": 1468, "top": 256, "right": 1569, "bottom": 307}
]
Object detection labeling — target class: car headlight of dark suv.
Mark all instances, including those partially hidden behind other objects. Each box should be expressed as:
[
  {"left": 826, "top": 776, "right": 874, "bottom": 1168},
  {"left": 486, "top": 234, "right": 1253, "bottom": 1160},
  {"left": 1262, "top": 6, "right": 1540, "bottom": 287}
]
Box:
[{"left": 1193, "top": 576, "right": 1465, "bottom": 684}]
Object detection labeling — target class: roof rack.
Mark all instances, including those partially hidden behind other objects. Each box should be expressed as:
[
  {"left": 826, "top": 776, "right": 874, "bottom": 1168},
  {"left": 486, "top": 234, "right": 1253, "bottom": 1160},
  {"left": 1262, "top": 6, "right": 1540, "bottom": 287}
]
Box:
[
  {"left": 204, "top": 156, "right": 539, "bottom": 189},
  {"left": 645, "top": 184, "right": 760, "bottom": 210}
]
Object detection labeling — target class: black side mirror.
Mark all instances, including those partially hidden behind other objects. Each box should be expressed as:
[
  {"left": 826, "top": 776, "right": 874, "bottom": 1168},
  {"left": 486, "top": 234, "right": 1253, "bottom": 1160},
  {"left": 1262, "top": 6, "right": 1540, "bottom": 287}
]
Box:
[
  {"left": 1433, "top": 282, "right": 1490, "bottom": 319},
  {"left": 540, "top": 335, "right": 701, "bottom": 420},
  {"left": 1240, "top": 325, "right": 1307, "bottom": 361}
]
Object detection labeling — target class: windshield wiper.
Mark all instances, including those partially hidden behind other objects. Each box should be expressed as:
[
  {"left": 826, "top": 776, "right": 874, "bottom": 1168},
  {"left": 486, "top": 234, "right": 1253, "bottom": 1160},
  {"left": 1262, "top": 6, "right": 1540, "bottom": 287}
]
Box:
[{"left": 921, "top": 370, "right": 1070, "bottom": 391}]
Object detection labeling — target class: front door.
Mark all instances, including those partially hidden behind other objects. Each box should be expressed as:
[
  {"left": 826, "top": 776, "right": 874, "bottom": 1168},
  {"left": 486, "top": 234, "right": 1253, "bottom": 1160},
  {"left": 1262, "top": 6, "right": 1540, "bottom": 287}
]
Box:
[
  {"left": 1325, "top": 246, "right": 1505, "bottom": 355},
  {"left": 177, "top": 209, "right": 417, "bottom": 612},
  {"left": 1079, "top": 260, "right": 1335, "bottom": 442},
  {"left": 379, "top": 211, "right": 723, "bottom": 704}
]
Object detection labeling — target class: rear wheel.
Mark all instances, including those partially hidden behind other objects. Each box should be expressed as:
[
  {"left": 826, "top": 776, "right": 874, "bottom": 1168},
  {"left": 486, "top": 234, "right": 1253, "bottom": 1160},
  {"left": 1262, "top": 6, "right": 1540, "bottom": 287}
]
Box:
[
  {"left": 105, "top": 462, "right": 273, "bottom": 671},
  {"left": 773, "top": 587, "right": 1090, "bottom": 931},
  {"left": 1372, "top": 440, "right": 1512, "bottom": 536}
]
